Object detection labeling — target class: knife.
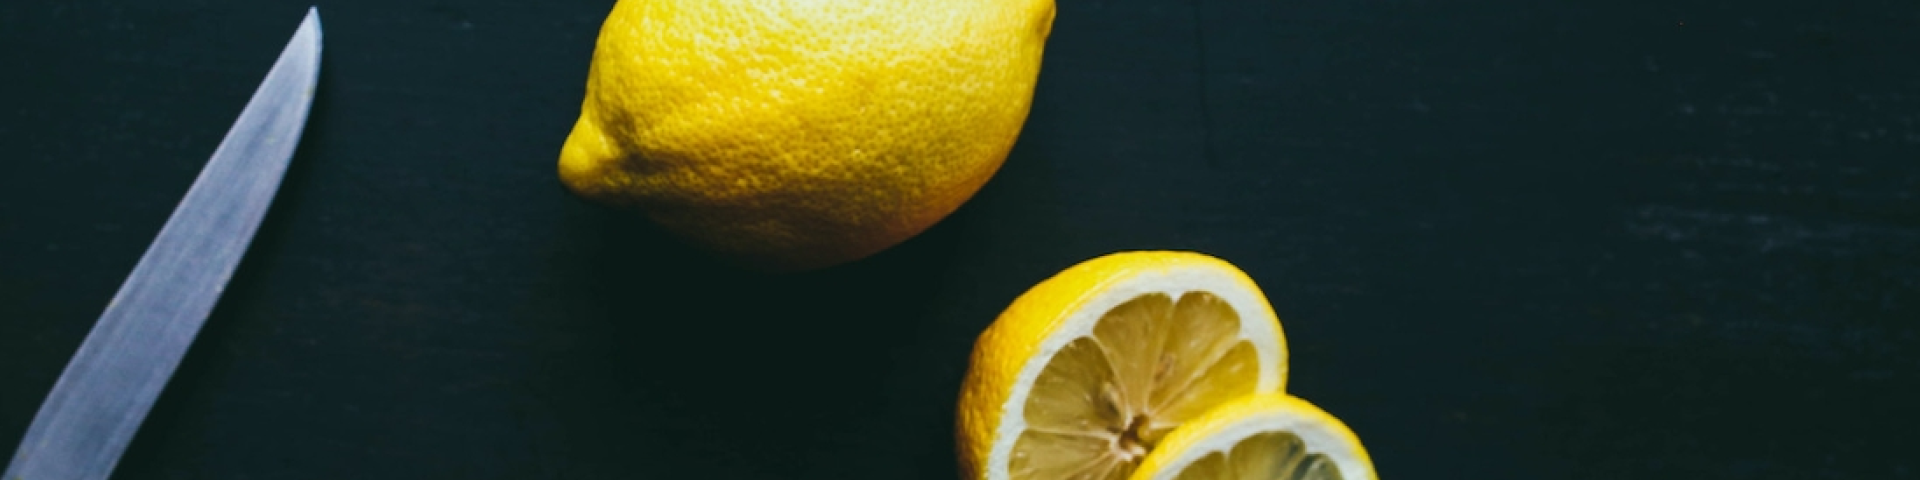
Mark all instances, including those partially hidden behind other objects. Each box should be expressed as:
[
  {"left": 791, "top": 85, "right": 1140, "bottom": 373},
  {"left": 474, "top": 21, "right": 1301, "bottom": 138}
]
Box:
[{"left": 4, "top": 8, "right": 322, "bottom": 480}]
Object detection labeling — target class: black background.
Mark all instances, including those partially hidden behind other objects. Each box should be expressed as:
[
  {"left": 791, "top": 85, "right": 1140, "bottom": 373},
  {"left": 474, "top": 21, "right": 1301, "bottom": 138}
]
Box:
[{"left": 3, "top": 0, "right": 1917, "bottom": 478}]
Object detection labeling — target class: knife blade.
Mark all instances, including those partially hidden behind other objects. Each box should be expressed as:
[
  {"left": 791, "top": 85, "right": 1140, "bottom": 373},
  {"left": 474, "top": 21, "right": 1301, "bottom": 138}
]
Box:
[{"left": 4, "top": 8, "right": 322, "bottom": 480}]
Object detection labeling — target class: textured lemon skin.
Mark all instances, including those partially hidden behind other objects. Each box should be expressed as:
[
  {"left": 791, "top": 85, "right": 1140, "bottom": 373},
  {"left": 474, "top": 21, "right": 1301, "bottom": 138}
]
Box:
[
  {"left": 559, "top": 0, "right": 1056, "bottom": 272},
  {"left": 1129, "top": 394, "right": 1377, "bottom": 480},
  {"left": 955, "top": 251, "right": 1287, "bottom": 480}
]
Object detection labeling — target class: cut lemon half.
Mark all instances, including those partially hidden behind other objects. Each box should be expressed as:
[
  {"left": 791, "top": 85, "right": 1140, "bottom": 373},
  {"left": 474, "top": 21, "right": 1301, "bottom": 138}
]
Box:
[
  {"left": 957, "top": 251, "right": 1289, "bottom": 480},
  {"left": 1128, "top": 394, "right": 1376, "bottom": 480}
]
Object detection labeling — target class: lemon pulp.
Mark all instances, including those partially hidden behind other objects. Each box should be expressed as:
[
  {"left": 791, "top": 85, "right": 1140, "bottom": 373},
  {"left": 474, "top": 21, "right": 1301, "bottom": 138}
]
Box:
[
  {"left": 1128, "top": 394, "right": 1376, "bottom": 480},
  {"left": 1011, "top": 291, "right": 1262, "bottom": 479},
  {"left": 1165, "top": 431, "right": 1344, "bottom": 480}
]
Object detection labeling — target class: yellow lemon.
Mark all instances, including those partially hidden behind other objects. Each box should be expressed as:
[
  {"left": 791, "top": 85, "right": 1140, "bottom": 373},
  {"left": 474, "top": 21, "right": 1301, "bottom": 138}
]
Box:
[
  {"left": 557, "top": 0, "right": 1056, "bottom": 272},
  {"left": 957, "top": 251, "right": 1290, "bottom": 480},
  {"left": 1128, "top": 394, "right": 1376, "bottom": 480}
]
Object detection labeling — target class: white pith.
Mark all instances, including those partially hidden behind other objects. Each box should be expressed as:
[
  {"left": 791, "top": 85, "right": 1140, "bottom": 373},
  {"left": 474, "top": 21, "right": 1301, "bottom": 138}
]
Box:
[{"left": 985, "top": 265, "right": 1288, "bottom": 480}]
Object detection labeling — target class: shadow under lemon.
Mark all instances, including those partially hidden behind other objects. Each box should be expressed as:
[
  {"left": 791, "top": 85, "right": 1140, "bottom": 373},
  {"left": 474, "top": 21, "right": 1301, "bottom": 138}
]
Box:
[{"left": 520, "top": 191, "right": 970, "bottom": 476}]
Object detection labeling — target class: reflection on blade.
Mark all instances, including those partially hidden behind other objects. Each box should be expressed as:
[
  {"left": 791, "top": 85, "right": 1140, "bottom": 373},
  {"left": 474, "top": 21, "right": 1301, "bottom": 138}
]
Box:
[{"left": 4, "top": 7, "right": 322, "bottom": 480}]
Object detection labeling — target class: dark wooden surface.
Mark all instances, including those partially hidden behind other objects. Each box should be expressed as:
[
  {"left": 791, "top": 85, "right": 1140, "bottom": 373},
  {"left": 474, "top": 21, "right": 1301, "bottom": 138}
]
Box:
[{"left": 3, "top": 0, "right": 1916, "bottom": 478}]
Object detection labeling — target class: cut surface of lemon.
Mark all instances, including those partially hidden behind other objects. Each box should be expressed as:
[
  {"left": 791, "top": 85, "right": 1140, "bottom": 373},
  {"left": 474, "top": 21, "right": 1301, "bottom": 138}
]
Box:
[
  {"left": 1128, "top": 394, "right": 1375, "bottom": 480},
  {"left": 957, "top": 251, "right": 1290, "bottom": 480}
]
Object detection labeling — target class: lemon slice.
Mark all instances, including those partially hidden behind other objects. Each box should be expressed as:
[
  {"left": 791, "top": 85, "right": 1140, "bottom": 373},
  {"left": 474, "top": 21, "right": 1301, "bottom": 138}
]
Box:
[
  {"left": 1129, "top": 394, "right": 1376, "bottom": 480},
  {"left": 957, "top": 251, "right": 1289, "bottom": 480}
]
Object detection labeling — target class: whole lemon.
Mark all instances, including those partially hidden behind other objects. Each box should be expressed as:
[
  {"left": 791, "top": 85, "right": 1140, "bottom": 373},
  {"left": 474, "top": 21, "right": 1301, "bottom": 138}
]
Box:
[{"left": 558, "top": 0, "right": 1056, "bottom": 272}]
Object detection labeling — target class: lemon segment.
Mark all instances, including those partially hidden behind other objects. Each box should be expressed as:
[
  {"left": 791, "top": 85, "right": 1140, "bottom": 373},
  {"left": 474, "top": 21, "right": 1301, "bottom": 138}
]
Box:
[
  {"left": 1129, "top": 394, "right": 1376, "bottom": 480},
  {"left": 956, "top": 251, "right": 1289, "bottom": 480}
]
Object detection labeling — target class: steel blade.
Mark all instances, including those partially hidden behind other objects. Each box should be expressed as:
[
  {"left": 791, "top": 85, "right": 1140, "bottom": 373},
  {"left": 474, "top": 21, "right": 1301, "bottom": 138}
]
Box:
[{"left": 5, "top": 8, "right": 322, "bottom": 480}]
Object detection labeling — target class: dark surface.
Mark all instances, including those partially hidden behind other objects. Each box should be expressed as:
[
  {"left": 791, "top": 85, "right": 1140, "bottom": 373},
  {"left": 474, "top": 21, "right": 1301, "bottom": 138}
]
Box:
[{"left": 2, "top": 0, "right": 1916, "bottom": 478}]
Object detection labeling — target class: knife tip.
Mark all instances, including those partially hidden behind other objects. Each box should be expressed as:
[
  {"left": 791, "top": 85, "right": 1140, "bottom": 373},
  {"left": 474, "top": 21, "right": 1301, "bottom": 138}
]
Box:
[{"left": 300, "top": 6, "right": 323, "bottom": 44}]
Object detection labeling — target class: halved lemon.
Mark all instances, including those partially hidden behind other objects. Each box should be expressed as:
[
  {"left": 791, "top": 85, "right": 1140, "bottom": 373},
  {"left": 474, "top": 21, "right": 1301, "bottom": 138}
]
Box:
[
  {"left": 1128, "top": 394, "right": 1376, "bottom": 480},
  {"left": 957, "top": 251, "right": 1290, "bottom": 480}
]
